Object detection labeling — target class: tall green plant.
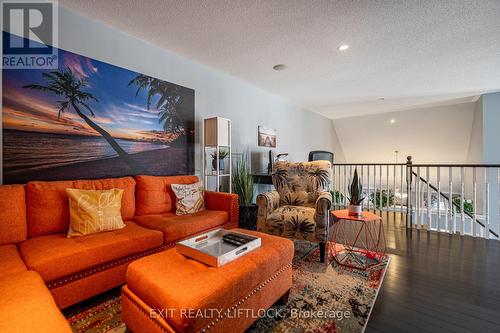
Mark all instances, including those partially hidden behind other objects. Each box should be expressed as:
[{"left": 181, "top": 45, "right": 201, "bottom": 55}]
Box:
[
  {"left": 232, "top": 152, "right": 254, "bottom": 206},
  {"left": 330, "top": 190, "right": 345, "bottom": 205},
  {"left": 452, "top": 196, "right": 474, "bottom": 215},
  {"left": 348, "top": 168, "right": 365, "bottom": 205}
]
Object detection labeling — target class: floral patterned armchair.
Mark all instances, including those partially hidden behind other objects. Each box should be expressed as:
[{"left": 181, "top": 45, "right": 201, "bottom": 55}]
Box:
[{"left": 256, "top": 160, "right": 332, "bottom": 262}]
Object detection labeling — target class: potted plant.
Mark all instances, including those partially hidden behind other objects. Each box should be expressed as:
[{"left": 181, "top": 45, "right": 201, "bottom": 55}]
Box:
[
  {"left": 348, "top": 168, "right": 365, "bottom": 216},
  {"left": 370, "top": 189, "right": 395, "bottom": 208},
  {"left": 330, "top": 190, "right": 345, "bottom": 206},
  {"left": 210, "top": 149, "right": 229, "bottom": 172},
  {"left": 232, "top": 151, "right": 257, "bottom": 230},
  {"left": 452, "top": 196, "right": 474, "bottom": 215}
]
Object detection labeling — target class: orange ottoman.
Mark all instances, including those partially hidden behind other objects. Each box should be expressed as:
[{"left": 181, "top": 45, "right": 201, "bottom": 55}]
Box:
[{"left": 121, "top": 229, "right": 294, "bottom": 333}]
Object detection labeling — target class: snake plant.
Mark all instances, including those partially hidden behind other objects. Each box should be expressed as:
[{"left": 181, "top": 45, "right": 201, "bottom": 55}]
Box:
[
  {"left": 348, "top": 168, "right": 365, "bottom": 205},
  {"left": 232, "top": 151, "right": 254, "bottom": 206}
]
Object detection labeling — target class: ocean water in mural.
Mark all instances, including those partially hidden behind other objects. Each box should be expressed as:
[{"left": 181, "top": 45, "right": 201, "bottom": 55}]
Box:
[{"left": 2, "top": 32, "right": 194, "bottom": 183}]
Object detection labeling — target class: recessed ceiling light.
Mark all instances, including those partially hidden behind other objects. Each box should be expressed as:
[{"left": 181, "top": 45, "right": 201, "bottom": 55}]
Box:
[
  {"left": 338, "top": 44, "right": 349, "bottom": 51},
  {"left": 390, "top": 119, "right": 396, "bottom": 124},
  {"left": 273, "top": 64, "right": 286, "bottom": 71}
]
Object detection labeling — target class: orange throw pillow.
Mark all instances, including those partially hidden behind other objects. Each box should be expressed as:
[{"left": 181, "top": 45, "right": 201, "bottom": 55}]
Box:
[{"left": 66, "top": 188, "right": 126, "bottom": 238}]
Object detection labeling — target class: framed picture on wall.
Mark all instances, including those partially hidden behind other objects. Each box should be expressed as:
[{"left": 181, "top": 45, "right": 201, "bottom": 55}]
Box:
[{"left": 258, "top": 126, "right": 276, "bottom": 147}]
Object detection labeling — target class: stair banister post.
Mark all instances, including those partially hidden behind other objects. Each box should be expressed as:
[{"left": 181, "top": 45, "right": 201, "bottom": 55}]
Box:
[{"left": 406, "top": 156, "right": 413, "bottom": 228}]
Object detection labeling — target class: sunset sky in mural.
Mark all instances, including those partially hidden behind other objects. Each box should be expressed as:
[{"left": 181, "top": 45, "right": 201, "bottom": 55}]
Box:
[{"left": 3, "top": 49, "right": 168, "bottom": 141}]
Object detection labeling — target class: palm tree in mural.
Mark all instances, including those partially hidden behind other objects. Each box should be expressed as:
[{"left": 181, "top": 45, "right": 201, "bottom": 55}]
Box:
[
  {"left": 23, "top": 67, "right": 143, "bottom": 173},
  {"left": 128, "top": 74, "right": 190, "bottom": 137}
]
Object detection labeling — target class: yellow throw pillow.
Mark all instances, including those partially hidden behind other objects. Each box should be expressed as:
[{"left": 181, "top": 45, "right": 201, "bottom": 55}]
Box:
[
  {"left": 66, "top": 188, "right": 126, "bottom": 238},
  {"left": 171, "top": 181, "right": 206, "bottom": 215}
]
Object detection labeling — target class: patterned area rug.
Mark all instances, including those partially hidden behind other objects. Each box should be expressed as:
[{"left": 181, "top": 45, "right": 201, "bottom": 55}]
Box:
[
  {"left": 247, "top": 242, "right": 389, "bottom": 333},
  {"left": 64, "top": 289, "right": 124, "bottom": 333},
  {"left": 64, "top": 242, "right": 389, "bottom": 333}
]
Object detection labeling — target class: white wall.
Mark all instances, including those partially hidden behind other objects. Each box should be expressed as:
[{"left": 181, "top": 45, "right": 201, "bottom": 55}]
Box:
[
  {"left": 480, "top": 93, "right": 500, "bottom": 232},
  {"left": 53, "top": 7, "right": 344, "bottom": 177},
  {"left": 467, "top": 99, "right": 483, "bottom": 163},
  {"left": 465, "top": 93, "right": 500, "bottom": 164},
  {"left": 333, "top": 102, "right": 475, "bottom": 163},
  {"left": 482, "top": 93, "right": 500, "bottom": 164}
]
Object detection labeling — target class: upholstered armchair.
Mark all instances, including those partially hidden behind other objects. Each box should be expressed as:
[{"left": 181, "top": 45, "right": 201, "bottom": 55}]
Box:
[{"left": 256, "top": 160, "right": 333, "bottom": 262}]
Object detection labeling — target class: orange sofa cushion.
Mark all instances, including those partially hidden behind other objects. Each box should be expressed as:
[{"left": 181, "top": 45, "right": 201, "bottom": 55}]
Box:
[
  {"left": 135, "top": 175, "right": 199, "bottom": 215},
  {"left": 0, "top": 245, "right": 27, "bottom": 279},
  {"left": 0, "top": 271, "right": 72, "bottom": 333},
  {"left": 0, "top": 184, "right": 27, "bottom": 245},
  {"left": 19, "top": 221, "right": 163, "bottom": 282},
  {"left": 205, "top": 191, "right": 239, "bottom": 227},
  {"left": 126, "top": 229, "right": 294, "bottom": 332},
  {"left": 133, "top": 210, "right": 228, "bottom": 244},
  {"left": 26, "top": 176, "right": 136, "bottom": 238}
]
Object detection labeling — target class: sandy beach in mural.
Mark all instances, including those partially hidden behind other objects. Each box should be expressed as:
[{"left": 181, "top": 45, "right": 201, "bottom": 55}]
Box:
[{"left": 3, "top": 130, "right": 191, "bottom": 183}]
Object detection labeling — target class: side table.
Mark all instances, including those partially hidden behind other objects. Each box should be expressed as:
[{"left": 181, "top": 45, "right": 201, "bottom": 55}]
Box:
[{"left": 330, "top": 209, "right": 386, "bottom": 270}]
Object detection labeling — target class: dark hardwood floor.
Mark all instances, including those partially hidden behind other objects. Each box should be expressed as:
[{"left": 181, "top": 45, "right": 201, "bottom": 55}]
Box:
[{"left": 366, "top": 212, "right": 500, "bottom": 333}]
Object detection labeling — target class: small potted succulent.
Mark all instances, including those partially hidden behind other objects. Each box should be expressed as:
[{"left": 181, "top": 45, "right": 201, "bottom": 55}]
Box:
[
  {"left": 210, "top": 149, "right": 229, "bottom": 172},
  {"left": 348, "top": 168, "right": 365, "bottom": 216}
]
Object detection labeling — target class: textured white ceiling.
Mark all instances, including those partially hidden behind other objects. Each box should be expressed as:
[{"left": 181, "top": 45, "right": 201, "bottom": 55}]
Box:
[{"left": 59, "top": 0, "right": 500, "bottom": 119}]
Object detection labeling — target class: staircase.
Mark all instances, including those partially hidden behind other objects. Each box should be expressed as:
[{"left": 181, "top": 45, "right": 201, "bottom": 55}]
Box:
[{"left": 331, "top": 157, "right": 500, "bottom": 240}]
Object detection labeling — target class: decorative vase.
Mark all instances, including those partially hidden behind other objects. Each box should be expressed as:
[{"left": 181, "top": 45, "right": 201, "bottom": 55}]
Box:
[
  {"left": 212, "top": 159, "right": 225, "bottom": 172},
  {"left": 348, "top": 204, "right": 362, "bottom": 217},
  {"left": 239, "top": 204, "right": 258, "bottom": 230}
]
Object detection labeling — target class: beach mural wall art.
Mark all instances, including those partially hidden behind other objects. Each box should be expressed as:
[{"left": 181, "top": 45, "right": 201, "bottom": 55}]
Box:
[{"left": 2, "top": 33, "right": 195, "bottom": 184}]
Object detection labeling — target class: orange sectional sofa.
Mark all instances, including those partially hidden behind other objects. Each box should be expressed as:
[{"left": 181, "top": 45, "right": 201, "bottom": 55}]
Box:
[
  {"left": 20, "top": 176, "right": 164, "bottom": 309},
  {"left": 0, "top": 185, "right": 72, "bottom": 332},
  {"left": 0, "top": 175, "right": 238, "bottom": 331}
]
